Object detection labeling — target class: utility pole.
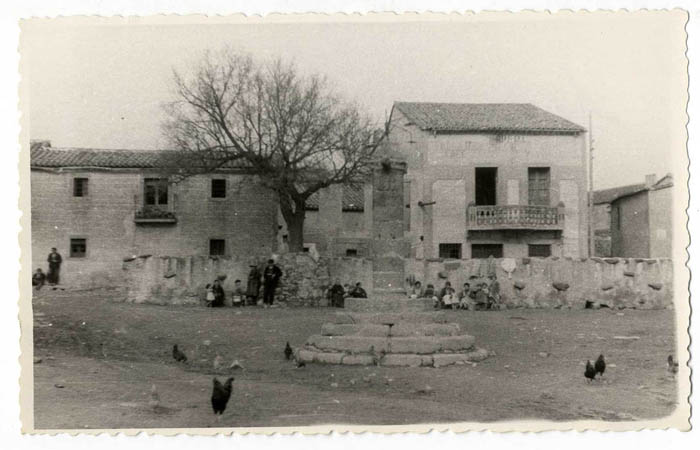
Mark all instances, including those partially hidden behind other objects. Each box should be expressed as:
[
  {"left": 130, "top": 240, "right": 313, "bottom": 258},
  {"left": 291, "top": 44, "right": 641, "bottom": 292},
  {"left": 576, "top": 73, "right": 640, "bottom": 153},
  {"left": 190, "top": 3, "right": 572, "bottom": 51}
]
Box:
[{"left": 588, "top": 112, "right": 595, "bottom": 257}]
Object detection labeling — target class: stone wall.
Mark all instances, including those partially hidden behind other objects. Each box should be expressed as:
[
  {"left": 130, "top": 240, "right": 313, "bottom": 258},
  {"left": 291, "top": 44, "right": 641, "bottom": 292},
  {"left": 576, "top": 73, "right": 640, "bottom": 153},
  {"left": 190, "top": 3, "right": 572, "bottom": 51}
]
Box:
[{"left": 406, "top": 257, "right": 674, "bottom": 310}]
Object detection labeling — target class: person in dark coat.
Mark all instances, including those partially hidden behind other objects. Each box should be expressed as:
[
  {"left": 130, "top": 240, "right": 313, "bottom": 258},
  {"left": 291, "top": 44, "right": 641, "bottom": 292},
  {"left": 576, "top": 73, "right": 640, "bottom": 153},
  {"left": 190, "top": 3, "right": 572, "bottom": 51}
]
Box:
[
  {"left": 32, "top": 268, "right": 46, "bottom": 290},
  {"left": 47, "top": 248, "right": 62, "bottom": 286},
  {"left": 262, "top": 259, "right": 283, "bottom": 307},
  {"left": 328, "top": 279, "right": 345, "bottom": 308},
  {"left": 246, "top": 265, "right": 262, "bottom": 306},
  {"left": 211, "top": 279, "right": 225, "bottom": 307},
  {"left": 349, "top": 282, "right": 367, "bottom": 298}
]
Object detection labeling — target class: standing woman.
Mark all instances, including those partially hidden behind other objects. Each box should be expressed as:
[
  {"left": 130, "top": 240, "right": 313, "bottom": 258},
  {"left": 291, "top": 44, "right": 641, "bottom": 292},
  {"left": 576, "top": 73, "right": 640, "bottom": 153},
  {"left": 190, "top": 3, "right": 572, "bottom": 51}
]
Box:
[
  {"left": 47, "top": 247, "right": 62, "bottom": 286},
  {"left": 246, "top": 264, "right": 262, "bottom": 306},
  {"left": 211, "top": 279, "right": 225, "bottom": 307}
]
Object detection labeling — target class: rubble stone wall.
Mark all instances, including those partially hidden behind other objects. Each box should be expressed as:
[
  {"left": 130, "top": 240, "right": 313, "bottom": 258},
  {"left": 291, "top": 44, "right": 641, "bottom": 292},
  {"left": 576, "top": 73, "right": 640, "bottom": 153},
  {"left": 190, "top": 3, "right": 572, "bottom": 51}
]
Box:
[{"left": 406, "top": 257, "right": 674, "bottom": 309}]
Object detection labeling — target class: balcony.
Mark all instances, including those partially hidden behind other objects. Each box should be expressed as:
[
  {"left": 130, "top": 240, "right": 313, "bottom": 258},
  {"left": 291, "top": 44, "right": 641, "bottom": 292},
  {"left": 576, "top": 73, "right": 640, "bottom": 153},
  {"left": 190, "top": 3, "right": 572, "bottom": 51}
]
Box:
[
  {"left": 134, "top": 206, "right": 177, "bottom": 225},
  {"left": 467, "top": 204, "right": 564, "bottom": 231}
]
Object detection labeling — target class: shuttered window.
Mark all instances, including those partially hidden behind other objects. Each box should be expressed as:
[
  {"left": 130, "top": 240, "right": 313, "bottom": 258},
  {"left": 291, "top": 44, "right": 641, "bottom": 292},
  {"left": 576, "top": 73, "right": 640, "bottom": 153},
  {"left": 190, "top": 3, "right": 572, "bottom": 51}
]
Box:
[{"left": 528, "top": 168, "right": 551, "bottom": 206}]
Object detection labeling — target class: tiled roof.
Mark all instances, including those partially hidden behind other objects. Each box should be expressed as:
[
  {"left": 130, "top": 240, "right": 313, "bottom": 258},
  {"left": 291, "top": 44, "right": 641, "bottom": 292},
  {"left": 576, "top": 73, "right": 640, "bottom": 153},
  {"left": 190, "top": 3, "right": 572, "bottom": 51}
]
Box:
[
  {"left": 393, "top": 102, "right": 585, "bottom": 134},
  {"left": 593, "top": 183, "right": 646, "bottom": 204},
  {"left": 30, "top": 146, "right": 249, "bottom": 170},
  {"left": 306, "top": 184, "right": 365, "bottom": 211}
]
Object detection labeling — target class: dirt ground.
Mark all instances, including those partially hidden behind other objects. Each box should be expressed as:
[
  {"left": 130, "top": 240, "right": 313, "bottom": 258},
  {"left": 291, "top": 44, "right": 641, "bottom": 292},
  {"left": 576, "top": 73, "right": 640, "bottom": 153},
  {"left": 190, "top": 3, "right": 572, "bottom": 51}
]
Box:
[{"left": 31, "top": 288, "right": 679, "bottom": 429}]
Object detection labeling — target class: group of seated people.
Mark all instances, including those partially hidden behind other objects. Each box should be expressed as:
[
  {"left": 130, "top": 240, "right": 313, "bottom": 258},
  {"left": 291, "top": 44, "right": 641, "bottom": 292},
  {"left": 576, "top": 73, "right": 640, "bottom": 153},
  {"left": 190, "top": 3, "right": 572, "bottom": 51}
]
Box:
[
  {"left": 326, "top": 279, "right": 368, "bottom": 308},
  {"left": 408, "top": 276, "right": 501, "bottom": 310}
]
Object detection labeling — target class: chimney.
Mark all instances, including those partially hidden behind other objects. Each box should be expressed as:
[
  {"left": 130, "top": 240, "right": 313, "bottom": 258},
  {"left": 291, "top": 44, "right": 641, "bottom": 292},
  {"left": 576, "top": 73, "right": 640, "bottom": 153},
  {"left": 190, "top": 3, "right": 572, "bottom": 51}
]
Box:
[{"left": 645, "top": 174, "right": 657, "bottom": 188}]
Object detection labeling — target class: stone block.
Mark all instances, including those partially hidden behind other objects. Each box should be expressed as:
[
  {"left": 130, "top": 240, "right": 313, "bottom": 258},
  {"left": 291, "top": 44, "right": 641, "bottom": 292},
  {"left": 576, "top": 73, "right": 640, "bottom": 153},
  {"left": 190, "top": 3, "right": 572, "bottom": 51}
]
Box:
[
  {"left": 389, "top": 337, "right": 442, "bottom": 354},
  {"left": 314, "top": 352, "right": 345, "bottom": 364},
  {"left": 390, "top": 323, "right": 461, "bottom": 337},
  {"left": 381, "top": 354, "right": 423, "bottom": 367},
  {"left": 340, "top": 311, "right": 447, "bottom": 325},
  {"left": 306, "top": 335, "right": 390, "bottom": 354},
  {"left": 342, "top": 354, "right": 376, "bottom": 365},
  {"left": 296, "top": 349, "right": 316, "bottom": 363},
  {"left": 439, "top": 335, "right": 476, "bottom": 351},
  {"left": 421, "top": 355, "right": 435, "bottom": 366}
]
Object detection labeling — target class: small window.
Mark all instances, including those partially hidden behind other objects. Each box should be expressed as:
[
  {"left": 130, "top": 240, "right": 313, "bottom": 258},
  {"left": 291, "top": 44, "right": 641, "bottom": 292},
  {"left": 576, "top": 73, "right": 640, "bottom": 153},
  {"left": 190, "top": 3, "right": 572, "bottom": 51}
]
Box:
[
  {"left": 302, "top": 247, "right": 310, "bottom": 253},
  {"left": 439, "top": 243, "right": 462, "bottom": 259},
  {"left": 471, "top": 244, "right": 503, "bottom": 259},
  {"left": 346, "top": 249, "right": 358, "bottom": 257},
  {"left": 144, "top": 178, "right": 168, "bottom": 206},
  {"left": 211, "top": 179, "right": 226, "bottom": 198},
  {"left": 70, "top": 238, "right": 86, "bottom": 258},
  {"left": 73, "top": 178, "right": 88, "bottom": 197},
  {"left": 528, "top": 244, "right": 551, "bottom": 258},
  {"left": 209, "top": 239, "right": 226, "bottom": 256}
]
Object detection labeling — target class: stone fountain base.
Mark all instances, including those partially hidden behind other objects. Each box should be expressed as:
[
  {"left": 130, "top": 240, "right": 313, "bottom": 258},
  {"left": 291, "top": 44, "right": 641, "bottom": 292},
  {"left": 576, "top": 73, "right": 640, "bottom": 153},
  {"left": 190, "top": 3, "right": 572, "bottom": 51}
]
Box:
[{"left": 297, "top": 300, "right": 490, "bottom": 367}]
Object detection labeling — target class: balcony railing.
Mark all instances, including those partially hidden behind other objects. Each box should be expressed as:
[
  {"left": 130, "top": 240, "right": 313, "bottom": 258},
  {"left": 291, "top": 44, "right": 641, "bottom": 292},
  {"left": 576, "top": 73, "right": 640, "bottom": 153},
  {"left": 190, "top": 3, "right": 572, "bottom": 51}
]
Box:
[
  {"left": 467, "top": 204, "right": 564, "bottom": 231},
  {"left": 134, "top": 206, "right": 177, "bottom": 224}
]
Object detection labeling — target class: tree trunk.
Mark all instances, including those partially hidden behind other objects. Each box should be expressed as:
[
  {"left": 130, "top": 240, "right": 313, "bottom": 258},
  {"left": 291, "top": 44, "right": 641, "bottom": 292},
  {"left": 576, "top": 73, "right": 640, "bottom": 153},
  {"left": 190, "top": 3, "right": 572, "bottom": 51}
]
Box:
[{"left": 279, "top": 196, "right": 306, "bottom": 253}]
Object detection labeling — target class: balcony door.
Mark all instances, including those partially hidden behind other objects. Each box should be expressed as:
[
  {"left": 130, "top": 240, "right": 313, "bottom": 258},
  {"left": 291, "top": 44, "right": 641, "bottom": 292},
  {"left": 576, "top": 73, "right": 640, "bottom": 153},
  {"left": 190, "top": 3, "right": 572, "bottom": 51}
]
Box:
[
  {"left": 475, "top": 168, "right": 497, "bottom": 206},
  {"left": 528, "top": 168, "right": 551, "bottom": 206}
]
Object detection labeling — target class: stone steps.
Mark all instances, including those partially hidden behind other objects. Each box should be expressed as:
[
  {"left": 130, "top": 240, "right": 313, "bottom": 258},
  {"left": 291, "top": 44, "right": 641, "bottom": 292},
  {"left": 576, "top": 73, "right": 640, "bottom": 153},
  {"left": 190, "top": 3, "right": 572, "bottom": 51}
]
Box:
[
  {"left": 333, "top": 311, "right": 448, "bottom": 325},
  {"left": 305, "top": 334, "right": 476, "bottom": 354},
  {"left": 296, "top": 347, "right": 489, "bottom": 367},
  {"left": 344, "top": 297, "right": 433, "bottom": 312},
  {"left": 321, "top": 322, "right": 462, "bottom": 337}
]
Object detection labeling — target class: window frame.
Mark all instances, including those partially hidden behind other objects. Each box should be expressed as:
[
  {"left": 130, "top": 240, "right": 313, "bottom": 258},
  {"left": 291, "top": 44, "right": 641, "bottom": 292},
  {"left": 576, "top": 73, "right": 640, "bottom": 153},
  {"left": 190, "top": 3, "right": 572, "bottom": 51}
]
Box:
[
  {"left": 144, "top": 178, "right": 169, "bottom": 207},
  {"left": 471, "top": 244, "right": 504, "bottom": 259},
  {"left": 528, "top": 244, "right": 552, "bottom": 258},
  {"left": 438, "top": 243, "right": 463, "bottom": 260},
  {"left": 69, "top": 237, "right": 87, "bottom": 258},
  {"left": 209, "top": 238, "right": 226, "bottom": 256},
  {"left": 72, "top": 177, "right": 89, "bottom": 197},
  {"left": 211, "top": 178, "right": 227, "bottom": 199}
]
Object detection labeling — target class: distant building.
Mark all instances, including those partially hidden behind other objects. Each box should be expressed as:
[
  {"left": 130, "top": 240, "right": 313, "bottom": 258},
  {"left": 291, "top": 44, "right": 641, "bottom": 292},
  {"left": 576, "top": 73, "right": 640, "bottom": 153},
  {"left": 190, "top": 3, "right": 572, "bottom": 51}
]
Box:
[
  {"left": 386, "top": 102, "right": 589, "bottom": 259},
  {"left": 598, "top": 174, "right": 673, "bottom": 258},
  {"left": 30, "top": 141, "right": 278, "bottom": 287},
  {"left": 592, "top": 181, "right": 647, "bottom": 257}
]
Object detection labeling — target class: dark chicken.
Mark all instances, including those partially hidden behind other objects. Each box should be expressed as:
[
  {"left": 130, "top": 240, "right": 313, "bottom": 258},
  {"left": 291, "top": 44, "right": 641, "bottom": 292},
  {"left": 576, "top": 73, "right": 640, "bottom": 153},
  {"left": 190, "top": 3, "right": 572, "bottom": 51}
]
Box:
[
  {"left": 172, "top": 344, "right": 187, "bottom": 363},
  {"left": 211, "top": 377, "right": 234, "bottom": 416},
  {"left": 584, "top": 360, "right": 597, "bottom": 382},
  {"left": 594, "top": 354, "right": 606, "bottom": 377},
  {"left": 284, "top": 342, "right": 293, "bottom": 360}
]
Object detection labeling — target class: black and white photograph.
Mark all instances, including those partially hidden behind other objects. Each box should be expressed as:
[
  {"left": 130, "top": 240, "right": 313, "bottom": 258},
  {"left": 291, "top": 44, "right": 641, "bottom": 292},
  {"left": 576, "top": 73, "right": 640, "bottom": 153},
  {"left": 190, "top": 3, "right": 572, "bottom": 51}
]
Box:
[{"left": 17, "top": 10, "right": 690, "bottom": 433}]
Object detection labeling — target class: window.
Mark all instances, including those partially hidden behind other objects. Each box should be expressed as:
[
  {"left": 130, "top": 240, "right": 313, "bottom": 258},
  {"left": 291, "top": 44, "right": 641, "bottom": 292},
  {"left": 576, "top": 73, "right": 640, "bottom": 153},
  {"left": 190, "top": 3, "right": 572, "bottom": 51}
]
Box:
[
  {"left": 471, "top": 244, "right": 503, "bottom": 259},
  {"left": 211, "top": 179, "right": 226, "bottom": 198},
  {"left": 439, "top": 243, "right": 462, "bottom": 259},
  {"left": 73, "top": 178, "right": 88, "bottom": 197},
  {"left": 528, "top": 168, "right": 551, "bottom": 206},
  {"left": 528, "top": 244, "right": 551, "bottom": 257},
  {"left": 70, "top": 238, "right": 86, "bottom": 258},
  {"left": 302, "top": 247, "right": 310, "bottom": 253},
  {"left": 209, "top": 239, "right": 226, "bottom": 256},
  {"left": 144, "top": 178, "right": 168, "bottom": 206},
  {"left": 346, "top": 249, "right": 358, "bottom": 257}
]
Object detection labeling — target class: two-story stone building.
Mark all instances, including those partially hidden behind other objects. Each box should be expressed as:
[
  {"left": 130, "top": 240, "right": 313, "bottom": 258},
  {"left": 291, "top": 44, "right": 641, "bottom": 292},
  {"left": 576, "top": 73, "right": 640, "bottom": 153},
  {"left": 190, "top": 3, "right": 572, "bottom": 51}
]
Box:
[
  {"left": 387, "top": 102, "right": 589, "bottom": 260},
  {"left": 30, "top": 142, "right": 278, "bottom": 287}
]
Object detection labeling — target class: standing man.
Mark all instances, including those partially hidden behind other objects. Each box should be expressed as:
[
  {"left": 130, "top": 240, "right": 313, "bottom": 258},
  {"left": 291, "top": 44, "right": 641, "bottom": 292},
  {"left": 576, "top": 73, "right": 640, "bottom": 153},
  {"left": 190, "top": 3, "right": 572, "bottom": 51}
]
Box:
[
  {"left": 246, "top": 264, "right": 262, "bottom": 306},
  {"left": 262, "top": 259, "right": 282, "bottom": 308},
  {"left": 47, "top": 247, "right": 62, "bottom": 286}
]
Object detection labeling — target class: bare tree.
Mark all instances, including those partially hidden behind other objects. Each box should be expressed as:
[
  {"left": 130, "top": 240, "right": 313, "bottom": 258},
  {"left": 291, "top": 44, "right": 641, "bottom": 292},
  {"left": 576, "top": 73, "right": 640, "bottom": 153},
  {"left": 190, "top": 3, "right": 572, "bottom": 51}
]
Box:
[{"left": 161, "top": 50, "right": 387, "bottom": 252}]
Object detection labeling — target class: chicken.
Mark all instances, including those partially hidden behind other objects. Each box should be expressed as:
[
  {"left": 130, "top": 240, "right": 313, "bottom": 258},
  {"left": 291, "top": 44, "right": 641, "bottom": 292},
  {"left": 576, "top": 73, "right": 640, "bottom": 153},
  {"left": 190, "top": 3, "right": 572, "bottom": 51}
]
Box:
[
  {"left": 296, "top": 360, "right": 306, "bottom": 368},
  {"left": 594, "top": 354, "right": 606, "bottom": 377},
  {"left": 584, "top": 360, "right": 597, "bottom": 382},
  {"left": 211, "top": 377, "right": 234, "bottom": 418},
  {"left": 149, "top": 384, "right": 160, "bottom": 411},
  {"left": 667, "top": 355, "right": 679, "bottom": 375},
  {"left": 284, "top": 342, "right": 293, "bottom": 361},
  {"left": 172, "top": 344, "right": 187, "bottom": 363}
]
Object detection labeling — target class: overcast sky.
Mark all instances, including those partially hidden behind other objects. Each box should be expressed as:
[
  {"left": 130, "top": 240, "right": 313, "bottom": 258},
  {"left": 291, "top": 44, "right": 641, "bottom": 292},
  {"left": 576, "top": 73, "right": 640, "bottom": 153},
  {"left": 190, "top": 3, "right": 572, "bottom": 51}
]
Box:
[{"left": 22, "top": 12, "right": 687, "bottom": 190}]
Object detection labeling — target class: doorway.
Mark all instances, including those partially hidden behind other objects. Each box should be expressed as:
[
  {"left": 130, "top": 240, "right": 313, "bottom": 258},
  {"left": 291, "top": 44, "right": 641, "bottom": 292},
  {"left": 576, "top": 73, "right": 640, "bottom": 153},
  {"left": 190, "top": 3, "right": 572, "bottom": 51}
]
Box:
[{"left": 475, "top": 168, "right": 497, "bottom": 205}]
